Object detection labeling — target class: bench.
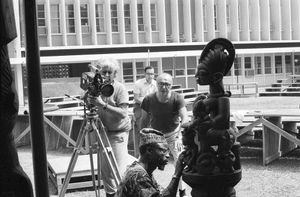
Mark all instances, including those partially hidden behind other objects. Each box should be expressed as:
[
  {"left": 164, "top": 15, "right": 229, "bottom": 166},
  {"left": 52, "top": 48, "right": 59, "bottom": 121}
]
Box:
[
  {"left": 240, "top": 110, "right": 300, "bottom": 165},
  {"left": 259, "top": 91, "right": 300, "bottom": 97},
  {"left": 48, "top": 154, "right": 102, "bottom": 194},
  {"left": 172, "top": 88, "right": 195, "bottom": 94}
]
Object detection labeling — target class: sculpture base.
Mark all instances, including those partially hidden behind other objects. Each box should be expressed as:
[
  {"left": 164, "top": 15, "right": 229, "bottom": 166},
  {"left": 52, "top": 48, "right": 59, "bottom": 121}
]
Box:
[{"left": 182, "top": 169, "right": 242, "bottom": 197}]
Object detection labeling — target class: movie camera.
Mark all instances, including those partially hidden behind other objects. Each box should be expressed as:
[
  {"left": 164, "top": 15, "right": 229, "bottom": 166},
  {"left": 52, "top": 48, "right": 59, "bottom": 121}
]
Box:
[{"left": 80, "top": 65, "right": 114, "bottom": 98}]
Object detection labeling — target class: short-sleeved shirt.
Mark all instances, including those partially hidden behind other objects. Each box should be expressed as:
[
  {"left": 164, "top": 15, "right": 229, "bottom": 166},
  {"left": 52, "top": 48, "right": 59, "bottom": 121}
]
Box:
[
  {"left": 133, "top": 78, "right": 157, "bottom": 104},
  {"left": 141, "top": 91, "right": 186, "bottom": 134},
  {"left": 97, "top": 80, "right": 131, "bottom": 131},
  {"left": 115, "top": 161, "right": 176, "bottom": 197}
]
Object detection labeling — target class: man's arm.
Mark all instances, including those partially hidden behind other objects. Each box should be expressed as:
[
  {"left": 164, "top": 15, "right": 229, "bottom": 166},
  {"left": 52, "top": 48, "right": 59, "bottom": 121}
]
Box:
[
  {"left": 139, "top": 109, "right": 150, "bottom": 131},
  {"left": 134, "top": 93, "right": 144, "bottom": 105},
  {"left": 179, "top": 107, "right": 189, "bottom": 125}
]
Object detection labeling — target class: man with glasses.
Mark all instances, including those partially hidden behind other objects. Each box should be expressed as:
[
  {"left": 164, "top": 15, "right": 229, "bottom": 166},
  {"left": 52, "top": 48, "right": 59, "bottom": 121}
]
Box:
[
  {"left": 133, "top": 66, "right": 157, "bottom": 151},
  {"left": 140, "top": 73, "right": 189, "bottom": 197},
  {"left": 115, "top": 128, "right": 187, "bottom": 197}
]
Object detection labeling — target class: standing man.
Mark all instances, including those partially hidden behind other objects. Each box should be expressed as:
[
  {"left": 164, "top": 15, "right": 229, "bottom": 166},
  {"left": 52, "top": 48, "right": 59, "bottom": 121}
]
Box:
[
  {"left": 133, "top": 66, "right": 157, "bottom": 155},
  {"left": 140, "top": 73, "right": 189, "bottom": 197},
  {"left": 87, "top": 57, "right": 131, "bottom": 197}
]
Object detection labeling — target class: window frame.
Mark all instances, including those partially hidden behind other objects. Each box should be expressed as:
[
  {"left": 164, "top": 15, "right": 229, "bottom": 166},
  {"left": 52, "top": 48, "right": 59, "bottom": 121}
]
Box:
[
  {"left": 203, "top": 5, "right": 207, "bottom": 32},
  {"left": 65, "top": 4, "right": 76, "bottom": 34},
  {"left": 50, "top": 4, "right": 61, "bottom": 34},
  {"left": 95, "top": 4, "right": 106, "bottom": 33},
  {"left": 37, "top": 4, "right": 47, "bottom": 35},
  {"left": 275, "top": 55, "right": 283, "bottom": 74},
  {"left": 226, "top": 5, "right": 230, "bottom": 28},
  {"left": 264, "top": 56, "right": 272, "bottom": 74},
  {"left": 137, "top": 4, "right": 144, "bottom": 32},
  {"left": 254, "top": 56, "right": 262, "bottom": 75},
  {"left": 124, "top": 4, "right": 131, "bottom": 32},
  {"left": 150, "top": 4, "right": 157, "bottom": 31},
  {"left": 214, "top": 4, "right": 219, "bottom": 31},
  {"left": 111, "top": 4, "right": 119, "bottom": 32},
  {"left": 80, "top": 4, "right": 90, "bottom": 34}
]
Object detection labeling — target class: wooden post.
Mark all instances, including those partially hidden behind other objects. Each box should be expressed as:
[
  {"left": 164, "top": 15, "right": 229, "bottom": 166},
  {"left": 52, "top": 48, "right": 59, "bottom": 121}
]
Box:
[{"left": 24, "top": 0, "right": 50, "bottom": 196}]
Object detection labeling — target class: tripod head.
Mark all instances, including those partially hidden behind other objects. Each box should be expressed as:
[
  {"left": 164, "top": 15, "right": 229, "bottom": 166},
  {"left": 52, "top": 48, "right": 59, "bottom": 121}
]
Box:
[{"left": 65, "top": 93, "right": 99, "bottom": 120}]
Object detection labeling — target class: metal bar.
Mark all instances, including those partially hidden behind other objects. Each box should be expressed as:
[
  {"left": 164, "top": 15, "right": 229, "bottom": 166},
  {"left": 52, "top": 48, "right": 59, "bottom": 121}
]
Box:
[{"left": 24, "top": 0, "right": 49, "bottom": 196}]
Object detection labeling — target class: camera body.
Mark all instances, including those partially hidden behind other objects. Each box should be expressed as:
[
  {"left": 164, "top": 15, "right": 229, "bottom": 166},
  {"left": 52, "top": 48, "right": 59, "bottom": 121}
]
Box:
[{"left": 80, "top": 71, "right": 114, "bottom": 97}]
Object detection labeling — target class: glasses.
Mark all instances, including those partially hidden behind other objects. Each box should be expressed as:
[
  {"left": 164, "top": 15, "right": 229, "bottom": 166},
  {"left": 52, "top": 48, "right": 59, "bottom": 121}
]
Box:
[
  {"left": 153, "top": 147, "right": 170, "bottom": 155},
  {"left": 158, "top": 82, "right": 171, "bottom": 88},
  {"left": 146, "top": 73, "right": 154, "bottom": 75},
  {"left": 101, "top": 70, "right": 112, "bottom": 75}
]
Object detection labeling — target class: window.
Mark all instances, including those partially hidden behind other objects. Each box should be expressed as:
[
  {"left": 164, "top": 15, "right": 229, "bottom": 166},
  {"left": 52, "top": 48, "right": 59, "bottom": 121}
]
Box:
[
  {"left": 175, "top": 69, "right": 185, "bottom": 76},
  {"left": 295, "top": 54, "right": 300, "bottom": 74},
  {"left": 187, "top": 57, "right": 196, "bottom": 76},
  {"left": 214, "top": 5, "right": 219, "bottom": 31},
  {"left": 255, "top": 56, "right": 262, "bottom": 74},
  {"left": 264, "top": 56, "right": 272, "bottom": 74},
  {"left": 50, "top": 4, "right": 60, "bottom": 33},
  {"left": 226, "top": 5, "right": 230, "bottom": 29},
  {"left": 150, "top": 4, "right": 157, "bottom": 31},
  {"left": 124, "top": 4, "right": 131, "bottom": 32},
  {"left": 163, "top": 70, "right": 173, "bottom": 76},
  {"left": 80, "top": 4, "right": 89, "bottom": 33},
  {"left": 111, "top": 4, "right": 118, "bottom": 32},
  {"left": 150, "top": 61, "right": 158, "bottom": 75},
  {"left": 95, "top": 4, "right": 105, "bottom": 32},
  {"left": 226, "top": 69, "right": 231, "bottom": 76},
  {"left": 203, "top": 5, "right": 207, "bottom": 31},
  {"left": 136, "top": 62, "right": 145, "bottom": 80},
  {"left": 137, "top": 4, "right": 144, "bottom": 31},
  {"left": 275, "top": 56, "right": 282, "bottom": 74},
  {"left": 37, "top": 4, "right": 46, "bottom": 35},
  {"left": 123, "top": 62, "right": 133, "bottom": 83},
  {"left": 65, "top": 4, "right": 75, "bottom": 33},
  {"left": 285, "top": 55, "right": 292, "bottom": 73},
  {"left": 234, "top": 57, "right": 242, "bottom": 75},
  {"left": 245, "top": 57, "right": 252, "bottom": 69}
]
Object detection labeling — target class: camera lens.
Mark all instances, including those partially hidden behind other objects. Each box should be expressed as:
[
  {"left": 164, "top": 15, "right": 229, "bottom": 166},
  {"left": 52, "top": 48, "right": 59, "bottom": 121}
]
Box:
[{"left": 100, "top": 84, "right": 114, "bottom": 97}]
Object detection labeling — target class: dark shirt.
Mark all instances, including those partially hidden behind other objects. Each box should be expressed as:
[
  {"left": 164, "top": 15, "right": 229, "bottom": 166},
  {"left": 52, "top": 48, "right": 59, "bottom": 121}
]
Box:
[{"left": 141, "top": 92, "right": 185, "bottom": 134}]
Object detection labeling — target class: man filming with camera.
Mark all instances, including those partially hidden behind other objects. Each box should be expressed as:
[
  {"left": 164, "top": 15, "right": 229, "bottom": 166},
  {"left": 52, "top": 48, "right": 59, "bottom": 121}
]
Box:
[{"left": 87, "top": 57, "right": 131, "bottom": 197}]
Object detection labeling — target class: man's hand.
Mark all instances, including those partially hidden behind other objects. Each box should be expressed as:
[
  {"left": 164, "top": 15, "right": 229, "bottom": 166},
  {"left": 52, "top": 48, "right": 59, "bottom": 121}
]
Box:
[
  {"left": 174, "top": 152, "right": 187, "bottom": 177},
  {"left": 87, "top": 95, "right": 105, "bottom": 107},
  {"left": 175, "top": 137, "right": 183, "bottom": 152}
]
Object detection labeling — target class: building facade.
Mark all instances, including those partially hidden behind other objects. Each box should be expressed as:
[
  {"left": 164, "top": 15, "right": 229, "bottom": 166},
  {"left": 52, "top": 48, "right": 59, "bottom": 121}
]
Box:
[{"left": 8, "top": 0, "right": 300, "bottom": 105}]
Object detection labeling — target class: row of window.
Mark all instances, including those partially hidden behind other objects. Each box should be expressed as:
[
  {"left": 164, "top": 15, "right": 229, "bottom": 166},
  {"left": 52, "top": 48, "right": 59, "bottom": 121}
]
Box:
[
  {"left": 37, "top": 3, "right": 157, "bottom": 35},
  {"left": 122, "top": 54, "right": 300, "bottom": 83},
  {"left": 37, "top": 3, "right": 280, "bottom": 38},
  {"left": 233, "top": 54, "right": 300, "bottom": 76}
]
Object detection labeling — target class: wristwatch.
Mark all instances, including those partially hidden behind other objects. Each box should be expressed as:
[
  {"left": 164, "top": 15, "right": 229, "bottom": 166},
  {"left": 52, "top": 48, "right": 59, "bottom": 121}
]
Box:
[
  {"left": 172, "top": 174, "right": 180, "bottom": 180},
  {"left": 103, "top": 103, "right": 108, "bottom": 110}
]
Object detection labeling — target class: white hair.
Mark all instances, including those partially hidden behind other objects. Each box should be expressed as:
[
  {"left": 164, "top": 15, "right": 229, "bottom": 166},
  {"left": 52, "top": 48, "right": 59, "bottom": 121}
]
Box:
[{"left": 95, "top": 57, "right": 120, "bottom": 72}]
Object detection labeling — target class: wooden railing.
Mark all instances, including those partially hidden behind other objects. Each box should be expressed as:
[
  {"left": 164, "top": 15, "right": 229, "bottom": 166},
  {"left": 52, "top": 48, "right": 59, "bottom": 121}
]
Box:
[{"left": 224, "top": 82, "right": 259, "bottom": 98}]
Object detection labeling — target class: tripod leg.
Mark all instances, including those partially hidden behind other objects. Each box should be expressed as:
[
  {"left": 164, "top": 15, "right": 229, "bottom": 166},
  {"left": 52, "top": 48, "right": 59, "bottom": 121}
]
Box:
[
  {"left": 86, "top": 131, "right": 100, "bottom": 197},
  {"left": 59, "top": 121, "right": 89, "bottom": 197},
  {"left": 96, "top": 143, "right": 102, "bottom": 195}
]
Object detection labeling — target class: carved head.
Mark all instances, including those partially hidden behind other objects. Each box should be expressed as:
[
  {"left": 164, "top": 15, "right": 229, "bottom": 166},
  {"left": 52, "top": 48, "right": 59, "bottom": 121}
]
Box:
[{"left": 195, "top": 38, "right": 235, "bottom": 86}]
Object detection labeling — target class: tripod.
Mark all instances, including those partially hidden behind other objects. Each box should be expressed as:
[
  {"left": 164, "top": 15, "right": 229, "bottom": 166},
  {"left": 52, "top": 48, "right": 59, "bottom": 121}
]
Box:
[{"left": 59, "top": 106, "right": 121, "bottom": 197}]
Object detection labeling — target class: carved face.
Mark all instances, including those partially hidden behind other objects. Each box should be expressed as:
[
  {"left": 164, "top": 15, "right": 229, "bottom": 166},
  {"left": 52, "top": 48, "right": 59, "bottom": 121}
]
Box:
[{"left": 195, "top": 62, "right": 214, "bottom": 85}]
